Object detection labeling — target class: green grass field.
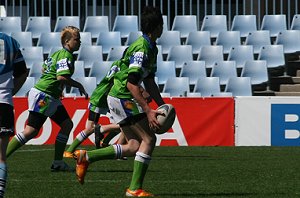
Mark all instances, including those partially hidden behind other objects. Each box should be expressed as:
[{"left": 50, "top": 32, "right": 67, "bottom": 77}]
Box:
[{"left": 5, "top": 146, "right": 300, "bottom": 198}]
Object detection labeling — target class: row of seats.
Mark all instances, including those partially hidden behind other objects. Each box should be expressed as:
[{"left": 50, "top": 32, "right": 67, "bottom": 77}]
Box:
[
  {"left": 20, "top": 44, "right": 285, "bottom": 71},
  {"left": 15, "top": 76, "right": 253, "bottom": 97},
  {"left": 1, "top": 14, "right": 300, "bottom": 40}
]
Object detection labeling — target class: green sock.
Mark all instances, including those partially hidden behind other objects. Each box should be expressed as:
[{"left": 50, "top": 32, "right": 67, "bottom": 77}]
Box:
[
  {"left": 66, "top": 131, "right": 89, "bottom": 153},
  {"left": 87, "top": 145, "right": 116, "bottom": 163},
  {"left": 54, "top": 133, "right": 68, "bottom": 160},
  {"left": 66, "top": 139, "right": 82, "bottom": 153},
  {"left": 102, "top": 131, "right": 119, "bottom": 145},
  {"left": 129, "top": 160, "right": 149, "bottom": 190},
  {"left": 6, "top": 137, "right": 24, "bottom": 158}
]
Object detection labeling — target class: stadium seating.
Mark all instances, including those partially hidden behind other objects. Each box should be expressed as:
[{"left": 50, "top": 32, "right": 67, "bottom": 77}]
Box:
[
  {"left": 96, "top": 31, "right": 122, "bottom": 54},
  {"left": 210, "top": 61, "right": 237, "bottom": 85},
  {"left": 260, "top": 14, "right": 287, "bottom": 37},
  {"left": 37, "top": 32, "right": 61, "bottom": 54},
  {"left": 162, "top": 77, "right": 190, "bottom": 97},
  {"left": 224, "top": 77, "right": 252, "bottom": 96},
  {"left": 163, "top": 15, "right": 169, "bottom": 32},
  {"left": 290, "top": 14, "right": 300, "bottom": 30},
  {"left": 274, "top": 30, "right": 300, "bottom": 54},
  {"left": 77, "top": 46, "right": 103, "bottom": 69},
  {"left": 166, "top": 45, "right": 193, "bottom": 69},
  {"left": 156, "top": 61, "right": 176, "bottom": 86},
  {"left": 215, "top": 31, "right": 241, "bottom": 54},
  {"left": 25, "top": 16, "right": 51, "bottom": 39},
  {"left": 112, "top": 15, "right": 138, "bottom": 39},
  {"left": 83, "top": 16, "right": 109, "bottom": 39},
  {"left": 197, "top": 45, "right": 224, "bottom": 69},
  {"left": 20, "top": 47, "right": 44, "bottom": 69},
  {"left": 171, "top": 15, "right": 198, "bottom": 38},
  {"left": 11, "top": 32, "right": 33, "bottom": 48},
  {"left": 227, "top": 45, "right": 254, "bottom": 69},
  {"left": 88, "top": 61, "right": 113, "bottom": 84},
  {"left": 244, "top": 30, "right": 271, "bottom": 54},
  {"left": 240, "top": 60, "right": 269, "bottom": 87},
  {"left": 231, "top": 15, "right": 257, "bottom": 38},
  {"left": 156, "top": 31, "right": 181, "bottom": 55},
  {"left": 185, "top": 31, "right": 211, "bottom": 55},
  {"left": 79, "top": 32, "right": 92, "bottom": 46},
  {"left": 200, "top": 15, "right": 227, "bottom": 38},
  {"left": 106, "top": 46, "right": 128, "bottom": 61},
  {"left": 54, "top": 16, "right": 80, "bottom": 32},
  {"left": 72, "top": 61, "right": 86, "bottom": 78},
  {"left": 70, "top": 77, "right": 97, "bottom": 96},
  {"left": 0, "top": 16, "right": 21, "bottom": 34},
  {"left": 193, "top": 77, "right": 221, "bottom": 96},
  {"left": 125, "top": 31, "right": 142, "bottom": 46},
  {"left": 179, "top": 61, "right": 207, "bottom": 85},
  {"left": 257, "top": 45, "right": 285, "bottom": 69},
  {"left": 28, "top": 61, "right": 44, "bottom": 78}
]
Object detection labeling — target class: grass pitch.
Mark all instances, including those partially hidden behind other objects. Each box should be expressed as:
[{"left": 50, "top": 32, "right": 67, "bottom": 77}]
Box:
[{"left": 5, "top": 146, "right": 300, "bottom": 198}]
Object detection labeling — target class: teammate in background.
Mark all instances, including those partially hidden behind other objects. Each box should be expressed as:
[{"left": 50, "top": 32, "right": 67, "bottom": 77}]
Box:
[
  {"left": 63, "top": 60, "right": 152, "bottom": 157},
  {"left": 0, "top": 32, "right": 28, "bottom": 198},
  {"left": 63, "top": 60, "right": 126, "bottom": 157},
  {"left": 6, "top": 26, "right": 88, "bottom": 172},
  {"left": 73, "top": 6, "right": 165, "bottom": 197}
]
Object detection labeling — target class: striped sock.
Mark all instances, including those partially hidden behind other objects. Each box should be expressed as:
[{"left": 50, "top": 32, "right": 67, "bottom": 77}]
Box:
[
  {"left": 0, "top": 163, "right": 7, "bottom": 198},
  {"left": 87, "top": 144, "right": 122, "bottom": 163},
  {"left": 6, "top": 133, "right": 27, "bottom": 158},
  {"left": 66, "top": 131, "right": 88, "bottom": 153},
  {"left": 129, "top": 152, "right": 151, "bottom": 190}
]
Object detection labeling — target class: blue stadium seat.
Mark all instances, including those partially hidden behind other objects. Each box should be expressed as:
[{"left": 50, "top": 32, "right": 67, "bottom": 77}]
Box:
[
  {"left": 274, "top": 30, "right": 300, "bottom": 54},
  {"left": 171, "top": 15, "right": 198, "bottom": 38},
  {"left": 83, "top": 16, "right": 109, "bottom": 39},
  {"left": 20, "top": 47, "right": 44, "bottom": 69},
  {"left": 54, "top": 16, "right": 80, "bottom": 32},
  {"left": 291, "top": 14, "right": 300, "bottom": 30},
  {"left": 210, "top": 61, "right": 237, "bottom": 85},
  {"left": 156, "top": 61, "right": 176, "bottom": 86},
  {"left": 96, "top": 31, "right": 122, "bottom": 54},
  {"left": 166, "top": 45, "right": 193, "bottom": 69},
  {"left": 28, "top": 61, "right": 44, "bottom": 78},
  {"left": 79, "top": 32, "right": 92, "bottom": 46},
  {"left": 125, "top": 31, "right": 142, "bottom": 46},
  {"left": 156, "top": 31, "right": 181, "bottom": 55},
  {"left": 215, "top": 31, "right": 241, "bottom": 54},
  {"left": 25, "top": 16, "right": 51, "bottom": 39},
  {"left": 112, "top": 15, "right": 138, "bottom": 39},
  {"left": 257, "top": 45, "right": 285, "bottom": 69},
  {"left": 106, "top": 46, "right": 128, "bottom": 61},
  {"left": 260, "top": 14, "right": 287, "bottom": 37},
  {"left": 11, "top": 32, "right": 32, "bottom": 48},
  {"left": 162, "top": 77, "right": 190, "bottom": 97},
  {"left": 200, "top": 15, "right": 227, "bottom": 38},
  {"left": 179, "top": 61, "right": 206, "bottom": 85},
  {"left": 224, "top": 77, "right": 252, "bottom": 96},
  {"left": 240, "top": 60, "right": 269, "bottom": 86},
  {"left": 72, "top": 61, "right": 86, "bottom": 78},
  {"left": 77, "top": 46, "right": 103, "bottom": 69},
  {"left": 89, "top": 61, "right": 113, "bottom": 84},
  {"left": 37, "top": 32, "right": 61, "bottom": 54},
  {"left": 193, "top": 77, "right": 221, "bottom": 97},
  {"left": 0, "top": 16, "right": 21, "bottom": 34},
  {"left": 185, "top": 31, "right": 211, "bottom": 55},
  {"left": 231, "top": 15, "right": 257, "bottom": 38},
  {"left": 70, "top": 77, "right": 97, "bottom": 97},
  {"left": 227, "top": 45, "right": 254, "bottom": 69},
  {"left": 15, "top": 77, "right": 35, "bottom": 97},
  {"left": 197, "top": 45, "right": 224, "bottom": 69},
  {"left": 244, "top": 30, "right": 271, "bottom": 54}
]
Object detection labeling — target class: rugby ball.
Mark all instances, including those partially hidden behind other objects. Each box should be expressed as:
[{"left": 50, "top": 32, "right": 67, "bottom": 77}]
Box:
[{"left": 155, "top": 104, "right": 176, "bottom": 134}]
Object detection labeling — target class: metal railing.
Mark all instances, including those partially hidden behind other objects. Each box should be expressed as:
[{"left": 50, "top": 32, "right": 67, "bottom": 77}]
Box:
[{"left": 2, "top": 0, "right": 300, "bottom": 31}]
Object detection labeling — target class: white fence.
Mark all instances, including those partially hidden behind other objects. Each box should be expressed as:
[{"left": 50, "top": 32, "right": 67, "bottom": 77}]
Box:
[{"left": 2, "top": 0, "right": 300, "bottom": 30}]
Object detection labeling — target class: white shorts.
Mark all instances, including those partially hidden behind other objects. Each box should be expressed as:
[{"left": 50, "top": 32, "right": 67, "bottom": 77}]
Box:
[
  {"left": 107, "top": 95, "right": 143, "bottom": 123},
  {"left": 28, "top": 87, "right": 63, "bottom": 117}
]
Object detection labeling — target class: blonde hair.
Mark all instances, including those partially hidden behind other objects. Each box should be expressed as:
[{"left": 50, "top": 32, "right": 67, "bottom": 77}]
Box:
[{"left": 61, "top": 26, "right": 80, "bottom": 46}]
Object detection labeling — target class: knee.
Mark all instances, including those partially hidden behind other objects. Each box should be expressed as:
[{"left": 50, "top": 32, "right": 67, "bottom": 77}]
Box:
[
  {"left": 144, "top": 134, "right": 157, "bottom": 147},
  {"left": 126, "top": 140, "right": 140, "bottom": 155}
]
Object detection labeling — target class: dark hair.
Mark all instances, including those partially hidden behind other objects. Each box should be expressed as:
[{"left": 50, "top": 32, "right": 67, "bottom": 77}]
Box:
[{"left": 140, "top": 6, "right": 163, "bottom": 34}]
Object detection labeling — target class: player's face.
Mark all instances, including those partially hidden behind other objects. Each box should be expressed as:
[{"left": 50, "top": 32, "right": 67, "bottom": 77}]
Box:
[{"left": 68, "top": 32, "right": 81, "bottom": 52}]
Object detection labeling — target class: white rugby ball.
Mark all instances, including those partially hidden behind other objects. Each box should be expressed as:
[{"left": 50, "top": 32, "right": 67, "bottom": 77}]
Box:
[{"left": 155, "top": 104, "right": 176, "bottom": 134}]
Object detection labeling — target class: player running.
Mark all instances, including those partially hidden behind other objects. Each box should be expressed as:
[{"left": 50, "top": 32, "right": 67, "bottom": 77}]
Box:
[
  {"left": 73, "top": 6, "right": 165, "bottom": 197},
  {"left": 0, "top": 32, "right": 28, "bottom": 198},
  {"left": 6, "top": 26, "right": 88, "bottom": 172}
]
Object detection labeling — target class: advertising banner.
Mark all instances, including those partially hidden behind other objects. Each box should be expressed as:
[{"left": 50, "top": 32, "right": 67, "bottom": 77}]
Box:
[
  {"left": 13, "top": 97, "right": 235, "bottom": 146},
  {"left": 235, "top": 97, "right": 300, "bottom": 146}
]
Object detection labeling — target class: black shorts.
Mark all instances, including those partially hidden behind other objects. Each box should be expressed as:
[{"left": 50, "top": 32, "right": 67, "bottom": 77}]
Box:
[
  {"left": 0, "top": 103, "right": 15, "bottom": 137},
  {"left": 88, "top": 110, "right": 100, "bottom": 123},
  {"left": 27, "top": 105, "right": 70, "bottom": 130}
]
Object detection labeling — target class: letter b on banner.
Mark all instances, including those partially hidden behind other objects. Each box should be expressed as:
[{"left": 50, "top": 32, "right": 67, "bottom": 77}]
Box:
[{"left": 271, "top": 104, "right": 300, "bottom": 146}]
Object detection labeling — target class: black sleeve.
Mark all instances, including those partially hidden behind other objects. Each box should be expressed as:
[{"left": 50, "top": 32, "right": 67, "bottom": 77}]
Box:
[
  {"left": 127, "top": 72, "right": 141, "bottom": 85},
  {"left": 13, "top": 61, "right": 28, "bottom": 78}
]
